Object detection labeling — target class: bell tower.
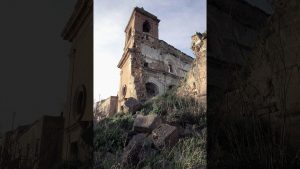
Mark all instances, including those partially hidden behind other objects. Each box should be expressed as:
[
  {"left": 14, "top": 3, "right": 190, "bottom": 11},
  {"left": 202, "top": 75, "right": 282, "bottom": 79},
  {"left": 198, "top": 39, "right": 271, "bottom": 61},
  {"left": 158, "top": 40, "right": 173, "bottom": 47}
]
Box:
[
  {"left": 117, "top": 7, "right": 160, "bottom": 112},
  {"left": 124, "top": 7, "right": 160, "bottom": 46}
]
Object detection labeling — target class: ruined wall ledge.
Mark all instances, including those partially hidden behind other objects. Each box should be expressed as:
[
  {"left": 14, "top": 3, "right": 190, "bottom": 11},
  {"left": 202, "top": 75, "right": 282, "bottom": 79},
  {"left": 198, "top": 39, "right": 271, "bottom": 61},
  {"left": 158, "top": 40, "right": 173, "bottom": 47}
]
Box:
[
  {"left": 144, "top": 67, "right": 183, "bottom": 79},
  {"left": 136, "top": 32, "right": 194, "bottom": 63}
]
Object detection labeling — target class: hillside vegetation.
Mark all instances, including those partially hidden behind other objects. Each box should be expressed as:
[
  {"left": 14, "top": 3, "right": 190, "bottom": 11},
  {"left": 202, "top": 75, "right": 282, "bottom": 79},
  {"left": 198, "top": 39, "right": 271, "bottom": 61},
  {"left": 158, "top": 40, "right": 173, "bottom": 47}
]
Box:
[{"left": 94, "top": 90, "right": 206, "bottom": 169}]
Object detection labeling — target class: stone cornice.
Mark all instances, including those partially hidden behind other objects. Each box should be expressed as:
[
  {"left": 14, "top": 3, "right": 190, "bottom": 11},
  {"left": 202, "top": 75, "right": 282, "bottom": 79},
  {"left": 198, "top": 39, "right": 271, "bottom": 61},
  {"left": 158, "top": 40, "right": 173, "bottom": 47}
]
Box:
[
  {"left": 61, "top": 0, "right": 93, "bottom": 42},
  {"left": 117, "top": 48, "right": 135, "bottom": 68},
  {"left": 118, "top": 32, "right": 194, "bottom": 69},
  {"left": 137, "top": 32, "right": 194, "bottom": 63},
  {"left": 158, "top": 39, "right": 194, "bottom": 63},
  {"left": 144, "top": 67, "right": 183, "bottom": 79}
]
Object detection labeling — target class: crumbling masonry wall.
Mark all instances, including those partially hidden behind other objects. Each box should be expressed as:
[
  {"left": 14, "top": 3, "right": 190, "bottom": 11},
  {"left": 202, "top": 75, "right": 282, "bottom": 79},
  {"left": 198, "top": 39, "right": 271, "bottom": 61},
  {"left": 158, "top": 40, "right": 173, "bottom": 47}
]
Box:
[
  {"left": 117, "top": 8, "right": 193, "bottom": 112},
  {"left": 117, "top": 32, "right": 193, "bottom": 110},
  {"left": 208, "top": 0, "right": 300, "bottom": 166},
  {"left": 95, "top": 96, "right": 118, "bottom": 120},
  {"left": 177, "top": 32, "right": 207, "bottom": 106},
  {"left": 241, "top": 0, "right": 300, "bottom": 148}
]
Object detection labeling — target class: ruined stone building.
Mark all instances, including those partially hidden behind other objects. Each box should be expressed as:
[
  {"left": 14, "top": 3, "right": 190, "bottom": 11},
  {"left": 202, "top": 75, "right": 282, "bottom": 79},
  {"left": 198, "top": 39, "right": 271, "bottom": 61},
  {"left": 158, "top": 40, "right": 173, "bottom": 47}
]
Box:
[
  {"left": 0, "top": 116, "right": 64, "bottom": 169},
  {"left": 117, "top": 7, "right": 194, "bottom": 111},
  {"left": 96, "top": 7, "right": 194, "bottom": 118},
  {"left": 94, "top": 96, "right": 118, "bottom": 121},
  {"left": 207, "top": 0, "right": 300, "bottom": 167},
  {"left": 177, "top": 32, "right": 207, "bottom": 106},
  {"left": 61, "top": 0, "right": 93, "bottom": 165},
  {"left": 207, "top": 0, "right": 272, "bottom": 108}
]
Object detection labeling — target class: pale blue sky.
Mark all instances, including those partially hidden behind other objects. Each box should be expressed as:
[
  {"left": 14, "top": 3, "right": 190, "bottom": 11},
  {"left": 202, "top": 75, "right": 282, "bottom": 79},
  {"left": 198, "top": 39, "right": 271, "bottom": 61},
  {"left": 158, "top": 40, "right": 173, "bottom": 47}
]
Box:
[{"left": 94, "top": 0, "right": 206, "bottom": 101}]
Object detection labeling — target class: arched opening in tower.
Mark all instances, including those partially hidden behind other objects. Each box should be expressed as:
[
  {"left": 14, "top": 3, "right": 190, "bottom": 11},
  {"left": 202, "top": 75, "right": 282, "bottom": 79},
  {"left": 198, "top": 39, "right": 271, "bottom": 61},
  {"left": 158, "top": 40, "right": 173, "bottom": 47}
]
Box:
[{"left": 143, "top": 20, "right": 151, "bottom": 33}]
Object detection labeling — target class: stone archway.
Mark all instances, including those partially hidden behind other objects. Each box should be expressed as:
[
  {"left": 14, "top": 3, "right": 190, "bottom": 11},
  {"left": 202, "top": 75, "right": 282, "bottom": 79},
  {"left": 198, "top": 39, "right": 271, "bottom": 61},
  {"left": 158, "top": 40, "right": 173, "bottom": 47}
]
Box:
[
  {"left": 73, "top": 85, "right": 87, "bottom": 121},
  {"left": 145, "top": 82, "right": 159, "bottom": 98},
  {"left": 143, "top": 20, "right": 151, "bottom": 33}
]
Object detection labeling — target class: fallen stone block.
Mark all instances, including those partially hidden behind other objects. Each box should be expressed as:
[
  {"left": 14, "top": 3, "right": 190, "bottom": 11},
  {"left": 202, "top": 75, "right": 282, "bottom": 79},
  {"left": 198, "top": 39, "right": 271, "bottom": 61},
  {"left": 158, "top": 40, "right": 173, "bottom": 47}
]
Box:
[
  {"left": 138, "top": 146, "right": 157, "bottom": 164},
  {"left": 142, "top": 166, "right": 152, "bottom": 169},
  {"left": 152, "top": 124, "right": 179, "bottom": 149},
  {"left": 122, "top": 133, "right": 147, "bottom": 166},
  {"left": 152, "top": 159, "right": 172, "bottom": 169},
  {"left": 123, "top": 97, "right": 142, "bottom": 113},
  {"left": 133, "top": 114, "right": 162, "bottom": 133}
]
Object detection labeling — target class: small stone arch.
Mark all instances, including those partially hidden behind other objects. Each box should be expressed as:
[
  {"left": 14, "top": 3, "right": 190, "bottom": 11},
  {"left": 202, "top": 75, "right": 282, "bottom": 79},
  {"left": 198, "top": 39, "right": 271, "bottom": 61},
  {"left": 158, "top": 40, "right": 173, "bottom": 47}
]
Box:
[
  {"left": 73, "top": 85, "right": 87, "bottom": 121},
  {"left": 164, "top": 58, "right": 177, "bottom": 74},
  {"left": 145, "top": 82, "right": 159, "bottom": 98},
  {"left": 122, "top": 85, "right": 127, "bottom": 97},
  {"left": 168, "top": 64, "right": 173, "bottom": 73},
  {"left": 143, "top": 20, "right": 151, "bottom": 33}
]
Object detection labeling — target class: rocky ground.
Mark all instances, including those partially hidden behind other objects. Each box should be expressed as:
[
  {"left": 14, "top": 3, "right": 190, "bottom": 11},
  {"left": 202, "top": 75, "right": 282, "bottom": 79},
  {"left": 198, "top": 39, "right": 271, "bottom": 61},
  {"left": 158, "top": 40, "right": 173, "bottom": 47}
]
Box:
[{"left": 94, "top": 90, "right": 206, "bottom": 169}]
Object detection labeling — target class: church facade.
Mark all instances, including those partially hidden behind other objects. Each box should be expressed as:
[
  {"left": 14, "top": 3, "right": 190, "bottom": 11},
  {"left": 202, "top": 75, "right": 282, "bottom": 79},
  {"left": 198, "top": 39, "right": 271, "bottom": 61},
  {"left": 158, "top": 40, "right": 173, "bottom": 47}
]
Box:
[
  {"left": 117, "top": 7, "right": 194, "bottom": 111},
  {"left": 96, "top": 7, "right": 194, "bottom": 118},
  {"left": 61, "top": 0, "right": 93, "bottom": 166}
]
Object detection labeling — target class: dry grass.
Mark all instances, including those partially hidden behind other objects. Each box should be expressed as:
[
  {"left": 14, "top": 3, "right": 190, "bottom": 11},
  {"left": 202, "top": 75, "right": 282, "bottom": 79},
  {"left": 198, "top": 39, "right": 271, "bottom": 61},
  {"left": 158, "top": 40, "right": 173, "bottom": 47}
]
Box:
[{"left": 94, "top": 90, "right": 207, "bottom": 169}]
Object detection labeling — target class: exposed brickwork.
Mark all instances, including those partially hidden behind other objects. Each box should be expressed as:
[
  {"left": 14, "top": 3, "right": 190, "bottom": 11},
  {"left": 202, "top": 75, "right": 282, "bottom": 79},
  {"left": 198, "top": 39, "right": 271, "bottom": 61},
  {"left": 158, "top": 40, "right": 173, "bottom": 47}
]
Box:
[
  {"left": 116, "top": 7, "right": 194, "bottom": 112},
  {"left": 243, "top": 0, "right": 300, "bottom": 148},
  {"left": 177, "top": 32, "right": 207, "bottom": 106},
  {"left": 94, "top": 96, "right": 118, "bottom": 120},
  {"left": 208, "top": 0, "right": 300, "bottom": 166}
]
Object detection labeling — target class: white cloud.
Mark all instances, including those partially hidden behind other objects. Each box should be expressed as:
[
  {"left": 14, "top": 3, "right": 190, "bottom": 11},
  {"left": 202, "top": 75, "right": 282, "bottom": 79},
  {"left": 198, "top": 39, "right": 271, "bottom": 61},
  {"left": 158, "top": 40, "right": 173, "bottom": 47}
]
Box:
[{"left": 94, "top": 0, "right": 206, "bottom": 102}]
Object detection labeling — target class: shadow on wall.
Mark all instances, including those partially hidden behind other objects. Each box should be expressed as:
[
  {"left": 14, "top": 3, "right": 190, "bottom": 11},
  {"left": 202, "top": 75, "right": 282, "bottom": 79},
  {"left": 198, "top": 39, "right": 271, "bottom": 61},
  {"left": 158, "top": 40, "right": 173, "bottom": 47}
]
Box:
[{"left": 207, "top": 0, "right": 300, "bottom": 168}]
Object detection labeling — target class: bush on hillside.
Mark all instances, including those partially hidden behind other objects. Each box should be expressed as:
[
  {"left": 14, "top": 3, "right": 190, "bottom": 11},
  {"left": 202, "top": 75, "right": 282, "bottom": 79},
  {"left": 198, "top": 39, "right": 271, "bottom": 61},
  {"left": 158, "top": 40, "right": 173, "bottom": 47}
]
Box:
[{"left": 94, "top": 113, "right": 134, "bottom": 154}]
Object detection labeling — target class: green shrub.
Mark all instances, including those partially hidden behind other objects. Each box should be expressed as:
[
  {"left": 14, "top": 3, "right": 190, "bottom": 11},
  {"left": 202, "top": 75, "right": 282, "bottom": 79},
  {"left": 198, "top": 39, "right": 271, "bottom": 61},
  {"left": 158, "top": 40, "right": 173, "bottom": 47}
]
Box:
[
  {"left": 94, "top": 113, "right": 134, "bottom": 153},
  {"left": 140, "top": 91, "right": 205, "bottom": 125},
  {"left": 143, "top": 136, "right": 206, "bottom": 169},
  {"left": 170, "top": 136, "right": 206, "bottom": 169},
  {"left": 209, "top": 113, "right": 300, "bottom": 169},
  {"left": 93, "top": 90, "right": 207, "bottom": 169}
]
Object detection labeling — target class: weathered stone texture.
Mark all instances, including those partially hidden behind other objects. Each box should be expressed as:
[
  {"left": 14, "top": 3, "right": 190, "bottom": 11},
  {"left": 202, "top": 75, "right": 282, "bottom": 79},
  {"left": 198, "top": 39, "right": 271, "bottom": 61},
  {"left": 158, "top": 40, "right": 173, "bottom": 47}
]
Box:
[
  {"left": 207, "top": 0, "right": 271, "bottom": 113},
  {"left": 122, "top": 133, "right": 147, "bottom": 166},
  {"left": 243, "top": 0, "right": 300, "bottom": 148},
  {"left": 133, "top": 114, "right": 162, "bottom": 133},
  {"left": 151, "top": 124, "right": 179, "bottom": 149},
  {"left": 95, "top": 96, "right": 118, "bottom": 120},
  {"left": 117, "top": 7, "right": 194, "bottom": 112},
  {"left": 208, "top": 0, "right": 300, "bottom": 163},
  {"left": 177, "top": 32, "right": 207, "bottom": 107},
  {"left": 123, "top": 97, "right": 142, "bottom": 113}
]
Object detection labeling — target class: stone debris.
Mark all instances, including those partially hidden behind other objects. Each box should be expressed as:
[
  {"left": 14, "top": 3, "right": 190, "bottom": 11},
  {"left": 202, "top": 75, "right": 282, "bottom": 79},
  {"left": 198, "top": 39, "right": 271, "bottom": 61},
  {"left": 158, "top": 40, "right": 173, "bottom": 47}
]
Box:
[
  {"left": 123, "top": 97, "right": 142, "bottom": 113},
  {"left": 122, "top": 133, "right": 147, "bottom": 166},
  {"left": 151, "top": 124, "right": 179, "bottom": 149},
  {"left": 152, "top": 159, "right": 172, "bottom": 169},
  {"left": 141, "top": 166, "right": 152, "bottom": 169},
  {"left": 183, "top": 124, "right": 194, "bottom": 137},
  {"left": 133, "top": 114, "right": 162, "bottom": 133},
  {"left": 138, "top": 145, "right": 157, "bottom": 164}
]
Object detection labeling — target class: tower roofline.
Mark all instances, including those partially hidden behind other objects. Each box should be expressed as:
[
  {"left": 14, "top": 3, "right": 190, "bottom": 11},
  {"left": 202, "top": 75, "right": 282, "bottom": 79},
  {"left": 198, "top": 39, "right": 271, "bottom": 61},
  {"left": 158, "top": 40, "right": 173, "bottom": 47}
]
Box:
[{"left": 124, "top": 7, "right": 160, "bottom": 32}]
